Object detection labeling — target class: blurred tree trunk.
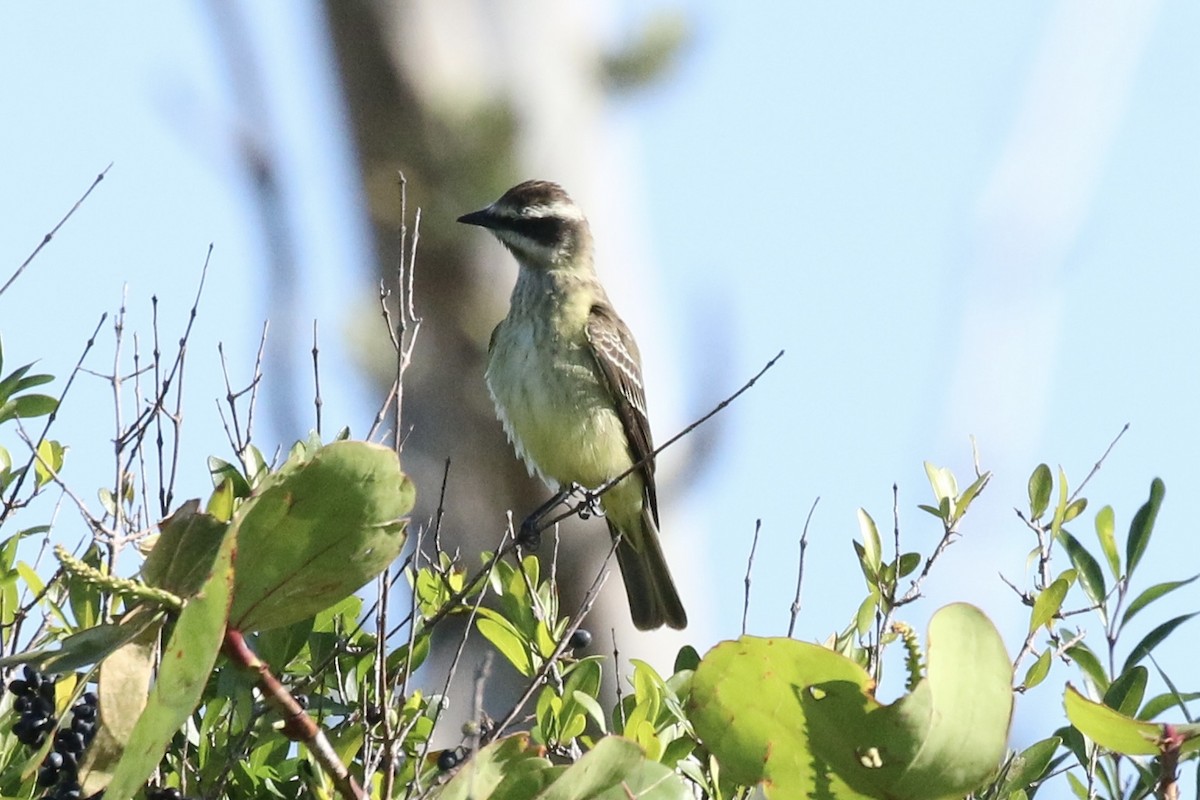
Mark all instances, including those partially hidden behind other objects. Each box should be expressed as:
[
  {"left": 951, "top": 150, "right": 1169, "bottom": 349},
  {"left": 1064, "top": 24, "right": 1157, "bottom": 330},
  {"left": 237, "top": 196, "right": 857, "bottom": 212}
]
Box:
[{"left": 320, "top": 0, "right": 688, "bottom": 737}]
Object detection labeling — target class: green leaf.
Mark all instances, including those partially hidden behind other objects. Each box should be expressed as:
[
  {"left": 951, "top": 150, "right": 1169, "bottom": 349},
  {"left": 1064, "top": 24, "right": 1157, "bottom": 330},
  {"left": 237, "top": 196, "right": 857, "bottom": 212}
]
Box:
[
  {"left": 103, "top": 516, "right": 236, "bottom": 800},
  {"left": 34, "top": 439, "right": 64, "bottom": 488},
  {"left": 534, "top": 735, "right": 690, "bottom": 799},
  {"left": 78, "top": 612, "right": 161, "bottom": 795},
  {"left": 1055, "top": 529, "right": 1107, "bottom": 621},
  {"left": 1066, "top": 642, "right": 1110, "bottom": 693},
  {"left": 954, "top": 471, "right": 991, "bottom": 520},
  {"left": 1002, "top": 736, "right": 1061, "bottom": 794},
  {"left": 1138, "top": 691, "right": 1200, "bottom": 721},
  {"left": 1064, "top": 684, "right": 1162, "bottom": 756},
  {"left": 1094, "top": 505, "right": 1120, "bottom": 579},
  {"left": 691, "top": 605, "right": 1013, "bottom": 800},
  {"left": 437, "top": 734, "right": 555, "bottom": 800},
  {"left": 1103, "top": 666, "right": 1148, "bottom": 718},
  {"left": 897, "top": 552, "right": 921, "bottom": 579},
  {"left": 228, "top": 441, "right": 414, "bottom": 631},
  {"left": 1121, "top": 613, "right": 1197, "bottom": 676},
  {"left": 477, "top": 610, "right": 533, "bottom": 677},
  {"left": 856, "top": 508, "right": 881, "bottom": 581},
  {"left": 1029, "top": 578, "right": 1069, "bottom": 633},
  {"left": 673, "top": 645, "right": 700, "bottom": 674},
  {"left": 804, "top": 603, "right": 1014, "bottom": 800},
  {"left": 1121, "top": 575, "right": 1198, "bottom": 632},
  {"left": 689, "top": 634, "right": 871, "bottom": 796},
  {"left": 1021, "top": 649, "right": 1052, "bottom": 691},
  {"left": 1050, "top": 467, "right": 1070, "bottom": 539},
  {"left": 141, "top": 500, "right": 229, "bottom": 597},
  {"left": 1062, "top": 497, "right": 1087, "bottom": 523},
  {"left": 8, "top": 393, "right": 58, "bottom": 419},
  {"left": 1125, "top": 478, "right": 1165, "bottom": 578},
  {"left": 1028, "top": 464, "right": 1052, "bottom": 520},
  {"left": 924, "top": 462, "right": 958, "bottom": 504}
]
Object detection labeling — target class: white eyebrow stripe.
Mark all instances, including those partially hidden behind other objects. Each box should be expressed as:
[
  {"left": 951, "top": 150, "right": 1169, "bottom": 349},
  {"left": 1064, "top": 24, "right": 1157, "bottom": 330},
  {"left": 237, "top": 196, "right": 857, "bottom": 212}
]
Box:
[{"left": 520, "top": 199, "right": 585, "bottom": 221}]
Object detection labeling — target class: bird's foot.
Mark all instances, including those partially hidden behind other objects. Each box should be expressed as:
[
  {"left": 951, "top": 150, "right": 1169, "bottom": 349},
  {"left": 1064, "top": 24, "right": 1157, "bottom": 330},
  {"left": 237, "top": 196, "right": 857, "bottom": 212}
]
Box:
[{"left": 516, "top": 515, "right": 543, "bottom": 549}]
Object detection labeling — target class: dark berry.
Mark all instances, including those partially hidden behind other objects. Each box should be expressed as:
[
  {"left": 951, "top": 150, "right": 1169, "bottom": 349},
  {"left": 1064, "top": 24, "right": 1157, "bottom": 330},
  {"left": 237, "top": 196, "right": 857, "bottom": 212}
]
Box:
[
  {"left": 81, "top": 692, "right": 98, "bottom": 707},
  {"left": 60, "top": 751, "right": 79, "bottom": 772},
  {"left": 24, "top": 664, "right": 42, "bottom": 685},
  {"left": 54, "top": 786, "right": 82, "bottom": 800},
  {"left": 436, "top": 749, "right": 459, "bottom": 771},
  {"left": 15, "top": 695, "right": 31, "bottom": 713},
  {"left": 35, "top": 695, "right": 56, "bottom": 716},
  {"left": 45, "top": 751, "right": 65, "bottom": 770},
  {"left": 39, "top": 678, "right": 58, "bottom": 701},
  {"left": 71, "top": 703, "right": 97, "bottom": 721},
  {"left": 364, "top": 705, "right": 383, "bottom": 724},
  {"left": 37, "top": 764, "right": 60, "bottom": 787},
  {"left": 55, "top": 729, "right": 85, "bottom": 754},
  {"left": 568, "top": 629, "right": 592, "bottom": 649},
  {"left": 9, "top": 678, "right": 31, "bottom": 696}
]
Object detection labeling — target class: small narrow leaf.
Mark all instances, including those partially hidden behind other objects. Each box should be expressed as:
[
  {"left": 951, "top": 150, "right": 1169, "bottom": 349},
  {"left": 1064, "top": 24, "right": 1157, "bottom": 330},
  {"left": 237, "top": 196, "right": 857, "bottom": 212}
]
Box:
[
  {"left": 1021, "top": 649, "right": 1052, "bottom": 690},
  {"left": 1066, "top": 642, "right": 1110, "bottom": 693},
  {"left": 1125, "top": 479, "right": 1165, "bottom": 577},
  {"left": 1121, "top": 613, "right": 1197, "bottom": 676},
  {"left": 1062, "top": 497, "right": 1087, "bottom": 523},
  {"left": 1055, "top": 529, "right": 1107, "bottom": 622},
  {"left": 1028, "top": 464, "right": 1052, "bottom": 520},
  {"left": 856, "top": 508, "right": 881, "bottom": 580},
  {"left": 1094, "top": 505, "right": 1119, "bottom": 579},
  {"left": 1029, "top": 578, "right": 1069, "bottom": 633},
  {"left": 1103, "top": 666, "right": 1148, "bottom": 718},
  {"left": 1121, "top": 575, "right": 1199, "bottom": 632}
]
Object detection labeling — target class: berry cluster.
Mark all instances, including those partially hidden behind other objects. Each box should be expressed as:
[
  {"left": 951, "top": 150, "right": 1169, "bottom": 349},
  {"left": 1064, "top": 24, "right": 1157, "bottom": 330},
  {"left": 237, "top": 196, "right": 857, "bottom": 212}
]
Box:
[{"left": 8, "top": 666, "right": 98, "bottom": 800}]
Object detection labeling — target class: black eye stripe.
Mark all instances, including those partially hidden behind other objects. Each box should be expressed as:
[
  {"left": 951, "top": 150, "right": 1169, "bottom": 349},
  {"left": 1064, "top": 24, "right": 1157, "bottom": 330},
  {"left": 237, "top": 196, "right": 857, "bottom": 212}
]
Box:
[{"left": 507, "top": 216, "right": 567, "bottom": 247}]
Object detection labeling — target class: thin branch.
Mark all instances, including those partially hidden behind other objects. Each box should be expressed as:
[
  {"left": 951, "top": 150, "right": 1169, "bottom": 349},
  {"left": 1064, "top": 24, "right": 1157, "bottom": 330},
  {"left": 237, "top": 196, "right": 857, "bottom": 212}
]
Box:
[
  {"left": 539, "top": 350, "right": 785, "bottom": 532},
  {"left": 787, "top": 497, "right": 818, "bottom": 638},
  {"left": 1070, "top": 423, "right": 1129, "bottom": 503},
  {"left": 741, "top": 519, "right": 761, "bottom": 635},
  {"left": 1, "top": 164, "right": 111, "bottom": 297},
  {"left": 312, "top": 320, "right": 323, "bottom": 436}
]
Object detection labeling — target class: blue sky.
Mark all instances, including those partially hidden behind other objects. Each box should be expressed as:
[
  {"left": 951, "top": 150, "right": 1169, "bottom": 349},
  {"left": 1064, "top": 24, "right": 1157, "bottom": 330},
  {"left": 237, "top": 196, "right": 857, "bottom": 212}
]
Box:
[{"left": 3, "top": 0, "right": 1199, "bottom": 784}]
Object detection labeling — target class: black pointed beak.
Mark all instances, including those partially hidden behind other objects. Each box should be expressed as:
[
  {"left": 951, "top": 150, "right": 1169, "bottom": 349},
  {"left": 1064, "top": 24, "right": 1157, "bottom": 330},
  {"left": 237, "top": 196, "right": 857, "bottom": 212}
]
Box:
[{"left": 457, "top": 207, "right": 496, "bottom": 228}]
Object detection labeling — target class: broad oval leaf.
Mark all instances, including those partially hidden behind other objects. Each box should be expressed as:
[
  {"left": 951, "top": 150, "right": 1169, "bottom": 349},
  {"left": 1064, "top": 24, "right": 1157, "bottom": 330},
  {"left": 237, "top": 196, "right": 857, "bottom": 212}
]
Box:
[
  {"left": 1028, "top": 464, "right": 1052, "bottom": 520},
  {"left": 229, "top": 441, "right": 413, "bottom": 631}
]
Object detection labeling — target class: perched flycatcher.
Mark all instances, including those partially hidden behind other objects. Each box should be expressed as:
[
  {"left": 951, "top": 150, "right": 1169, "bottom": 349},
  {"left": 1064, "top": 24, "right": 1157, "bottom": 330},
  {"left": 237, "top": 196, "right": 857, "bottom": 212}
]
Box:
[{"left": 458, "top": 180, "right": 687, "bottom": 631}]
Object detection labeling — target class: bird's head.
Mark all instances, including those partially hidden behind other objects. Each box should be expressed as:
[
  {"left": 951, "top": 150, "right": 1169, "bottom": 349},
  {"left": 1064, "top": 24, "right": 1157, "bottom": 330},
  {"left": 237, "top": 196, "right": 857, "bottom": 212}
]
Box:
[{"left": 458, "top": 180, "right": 593, "bottom": 270}]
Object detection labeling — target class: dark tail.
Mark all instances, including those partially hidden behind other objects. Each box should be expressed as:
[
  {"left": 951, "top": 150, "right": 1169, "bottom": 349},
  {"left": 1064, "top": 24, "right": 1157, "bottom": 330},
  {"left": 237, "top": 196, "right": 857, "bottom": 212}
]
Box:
[{"left": 609, "top": 509, "right": 687, "bottom": 630}]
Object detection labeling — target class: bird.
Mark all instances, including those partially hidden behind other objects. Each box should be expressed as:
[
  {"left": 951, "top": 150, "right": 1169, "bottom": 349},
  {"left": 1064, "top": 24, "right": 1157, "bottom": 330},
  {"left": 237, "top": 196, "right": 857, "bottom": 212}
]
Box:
[{"left": 457, "top": 180, "right": 687, "bottom": 630}]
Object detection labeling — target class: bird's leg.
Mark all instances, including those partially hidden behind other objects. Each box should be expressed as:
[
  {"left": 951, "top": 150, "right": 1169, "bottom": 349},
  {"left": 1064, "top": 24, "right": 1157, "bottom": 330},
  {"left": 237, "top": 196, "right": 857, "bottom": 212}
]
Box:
[{"left": 518, "top": 483, "right": 587, "bottom": 548}]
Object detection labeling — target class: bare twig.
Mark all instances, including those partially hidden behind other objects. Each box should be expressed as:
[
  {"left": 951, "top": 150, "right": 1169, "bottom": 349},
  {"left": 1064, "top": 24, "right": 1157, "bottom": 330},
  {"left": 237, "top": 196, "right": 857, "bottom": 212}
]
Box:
[
  {"left": 742, "top": 519, "right": 761, "bottom": 635},
  {"left": 787, "top": 497, "right": 819, "bottom": 638},
  {"left": 312, "top": 320, "right": 323, "bottom": 436},
  {"left": 1, "top": 164, "right": 111, "bottom": 297},
  {"left": 1070, "top": 423, "right": 1129, "bottom": 503}
]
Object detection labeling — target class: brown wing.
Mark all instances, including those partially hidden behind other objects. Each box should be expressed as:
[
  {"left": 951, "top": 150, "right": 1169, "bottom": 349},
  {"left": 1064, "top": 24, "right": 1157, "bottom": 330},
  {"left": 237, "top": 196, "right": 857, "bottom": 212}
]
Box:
[{"left": 585, "top": 303, "right": 659, "bottom": 525}]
